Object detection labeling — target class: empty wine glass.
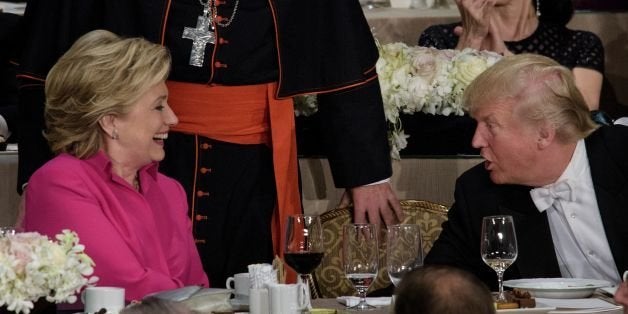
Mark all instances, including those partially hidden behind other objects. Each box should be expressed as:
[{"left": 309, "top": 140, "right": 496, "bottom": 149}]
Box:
[
  {"left": 284, "top": 214, "right": 324, "bottom": 310},
  {"left": 359, "top": 0, "right": 390, "bottom": 9},
  {"left": 343, "top": 223, "right": 379, "bottom": 311},
  {"left": 481, "top": 215, "right": 518, "bottom": 302},
  {"left": 0, "top": 226, "right": 17, "bottom": 237},
  {"left": 386, "top": 224, "right": 423, "bottom": 287}
]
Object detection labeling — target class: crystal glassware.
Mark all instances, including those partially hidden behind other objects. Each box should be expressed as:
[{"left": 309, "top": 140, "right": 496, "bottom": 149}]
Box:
[
  {"left": 343, "top": 223, "right": 379, "bottom": 311},
  {"left": 386, "top": 224, "right": 423, "bottom": 287},
  {"left": 284, "top": 214, "right": 324, "bottom": 310},
  {"left": 0, "top": 226, "right": 18, "bottom": 237},
  {"left": 481, "top": 215, "right": 518, "bottom": 302}
]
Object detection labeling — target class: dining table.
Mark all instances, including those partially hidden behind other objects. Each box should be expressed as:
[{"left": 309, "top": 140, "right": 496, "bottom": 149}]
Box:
[{"left": 306, "top": 294, "right": 624, "bottom": 314}]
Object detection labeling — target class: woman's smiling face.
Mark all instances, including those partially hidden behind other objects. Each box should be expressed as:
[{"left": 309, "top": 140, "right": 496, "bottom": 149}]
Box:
[{"left": 111, "top": 82, "right": 178, "bottom": 167}]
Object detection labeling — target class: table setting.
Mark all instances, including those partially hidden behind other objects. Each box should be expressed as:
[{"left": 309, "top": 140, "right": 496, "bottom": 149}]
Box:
[
  {"left": 481, "top": 215, "right": 623, "bottom": 314},
  {"left": 2, "top": 212, "right": 625, "bottom": 314}
]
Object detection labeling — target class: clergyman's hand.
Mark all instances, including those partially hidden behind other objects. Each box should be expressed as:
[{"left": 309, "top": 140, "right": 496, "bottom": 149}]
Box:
[{"left": 339, "top": 182, "right": 403, "bottom": 226}]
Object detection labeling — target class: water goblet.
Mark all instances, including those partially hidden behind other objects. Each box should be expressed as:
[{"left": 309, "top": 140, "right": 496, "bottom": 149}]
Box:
[
  {"left": 284, "top": 214, "right": 324, "bottom": 310},
  {"left": 386, "top": 224, "right": 423, "bottom": 287},
  {"left": 481, "top": 215, "right": 518, "bottom": 303},
  {"left": 342, "top": 223, "right": 379, "bottom": 311},
  {"left": 0, "top": 226, "right": 18, "bottom": 237}
]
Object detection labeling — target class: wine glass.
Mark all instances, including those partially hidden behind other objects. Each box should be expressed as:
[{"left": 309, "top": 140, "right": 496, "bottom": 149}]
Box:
[
  {"left": 0, "top": 226, "right": 18, "bottom": 237},
  {"left": 481, "top": 215, "right": 518, "bottom": 303},
  {"left": 386, "top": 224, "right": 423, "bottom": 287},
  {"left": 342, "top": 223, "right": 379, "bottom": 311},
  {"left": 284, "top": 214, "right": 324, "bottom": 310},
  {"left": 359, "top": 0, "right": 390, "bottom": 9}
]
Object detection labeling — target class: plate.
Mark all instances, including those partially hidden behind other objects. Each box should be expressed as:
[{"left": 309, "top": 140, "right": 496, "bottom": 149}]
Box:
[
  {"left": 230, "top": 296, "right": 249, "bottom": 307},
  {"left": 497, "top": 299, "right": 556, "bottom": 313},
  {"left": 497, "top": 307, "right": 556, "bottom": 314},
  {"left": 503, "top": 278, "right": 611, "bottom": 299}
]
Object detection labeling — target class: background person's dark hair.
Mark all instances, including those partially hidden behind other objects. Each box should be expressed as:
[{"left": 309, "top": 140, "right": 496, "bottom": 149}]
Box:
[
  {"left": 535, "top": 0, "right": 574, "bottom": 26},
  {"left": 394, "top": 265, "right": 496, "bottom": 314}
]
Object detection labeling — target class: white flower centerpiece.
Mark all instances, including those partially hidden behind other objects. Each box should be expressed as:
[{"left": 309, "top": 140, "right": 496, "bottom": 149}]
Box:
[
  {"left": 294, "top": 42, "right": 502, "bottom": 159},
  {"left": 0, "top": 230, "right": 98, "bottom": 314}
]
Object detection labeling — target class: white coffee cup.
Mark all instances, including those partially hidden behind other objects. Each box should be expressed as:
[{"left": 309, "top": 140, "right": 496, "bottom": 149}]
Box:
[
  {"left": 81, "top": 286, "right": 125, "bottom": 314},
  {"left": 266, "top": 283, "right": 307, "bottom": 314},
  {"left": 225, "top": 272, "right": 250, "bottom": 299}
]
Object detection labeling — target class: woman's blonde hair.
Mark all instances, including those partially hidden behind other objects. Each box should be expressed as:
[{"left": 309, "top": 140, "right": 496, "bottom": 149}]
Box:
[
  {"left": 464, "top": 53, "right": 597, "bottom": 143},
  {"left": 44, "top": 29, "right": 171, "bottom": 158}
]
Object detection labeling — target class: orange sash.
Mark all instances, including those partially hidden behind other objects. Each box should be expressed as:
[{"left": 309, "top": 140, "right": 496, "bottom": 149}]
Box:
[{"left": 166, "top": 81, "right": 301, "bottom": 280}]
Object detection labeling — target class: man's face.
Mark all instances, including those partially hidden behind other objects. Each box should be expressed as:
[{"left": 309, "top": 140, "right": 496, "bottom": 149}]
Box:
[{"left": 471, "top": 101, "right": 541, "bottom": 185}]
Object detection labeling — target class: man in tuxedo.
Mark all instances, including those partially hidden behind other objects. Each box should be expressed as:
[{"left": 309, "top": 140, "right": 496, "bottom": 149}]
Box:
[{"left": 424, "top": 53, "right": 628, "bottom": 290}]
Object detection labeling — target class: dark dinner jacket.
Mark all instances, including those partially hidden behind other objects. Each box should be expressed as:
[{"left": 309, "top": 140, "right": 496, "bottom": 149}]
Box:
[{"left": 425, "top": 125, "right": 628, "bottom": 290}]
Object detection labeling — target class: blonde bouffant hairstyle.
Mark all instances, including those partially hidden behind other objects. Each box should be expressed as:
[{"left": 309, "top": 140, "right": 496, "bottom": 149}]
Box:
[
  {"left": 44, "top": 29, "right": 171, "bottom": 158},
  {"left": 464, "top": 53, "right": 598, "bottom": 143}
]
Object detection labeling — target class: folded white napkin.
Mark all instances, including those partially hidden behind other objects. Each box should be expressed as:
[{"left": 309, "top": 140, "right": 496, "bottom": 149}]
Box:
[
  {"left": 536, "top": 297, "right": 621, "bottom": 310},
  {"left": 336, "top": 296, "right": 392, "bottom": 307}
]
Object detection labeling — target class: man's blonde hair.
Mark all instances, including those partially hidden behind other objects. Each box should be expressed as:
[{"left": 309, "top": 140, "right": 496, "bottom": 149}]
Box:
[
  {"left": 45, "top": 29, "right": 171, "bottom": 158},
  {"left": 464, "top": 53, "right": 597, "bottom": 143}
]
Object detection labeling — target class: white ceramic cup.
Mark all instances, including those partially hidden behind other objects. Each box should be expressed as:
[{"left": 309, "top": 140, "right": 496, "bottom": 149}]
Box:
[
  {"left": 225, "top": 272, "right": 250, "bottom": 299},
  {"left": 266, "top": 283, "right": 307, "bottom": 314},
  {"left": 81, "top": 286, "right": 125, "bottom": 314}
]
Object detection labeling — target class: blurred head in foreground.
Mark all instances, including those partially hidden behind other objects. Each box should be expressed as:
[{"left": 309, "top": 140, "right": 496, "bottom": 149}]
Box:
[{"left": 394, "top": 265, "right": 496, "bottom": 314}]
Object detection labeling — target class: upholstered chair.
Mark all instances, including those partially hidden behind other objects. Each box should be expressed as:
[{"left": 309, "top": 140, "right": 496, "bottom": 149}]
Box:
[{"left": 310, "top": 200, "right": 448, "bottom": 298}]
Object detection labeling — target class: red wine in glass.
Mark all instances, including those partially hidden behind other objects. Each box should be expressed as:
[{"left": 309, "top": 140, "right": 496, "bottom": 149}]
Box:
[
  {"left": 284, "top": 252, "right": 324, "bottom": 274},
  {"left": 284, "top": 215, "right": 324, "bottom": 309}
]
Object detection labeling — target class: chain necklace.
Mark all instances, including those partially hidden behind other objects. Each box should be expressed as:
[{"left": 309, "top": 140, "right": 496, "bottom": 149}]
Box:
[
  {"left": 198, "top": 0, "right": 240, "bottom": 28},
  {"left": 183, "top": 0, "right": 240, "bottom": 67}
]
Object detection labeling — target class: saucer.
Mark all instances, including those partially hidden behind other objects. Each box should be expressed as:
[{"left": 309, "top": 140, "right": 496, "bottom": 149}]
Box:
[{"left": 230, "top": 296, "right": 249, "bottom": 307}]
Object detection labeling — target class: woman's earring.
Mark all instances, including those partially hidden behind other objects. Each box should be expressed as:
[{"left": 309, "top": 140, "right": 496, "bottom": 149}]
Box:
[
  {"left": 111, "top": 129, "right": 119, "bottom": 140},
  {"left": 536, "top": 0, "right": 541, "bottom": 17}
]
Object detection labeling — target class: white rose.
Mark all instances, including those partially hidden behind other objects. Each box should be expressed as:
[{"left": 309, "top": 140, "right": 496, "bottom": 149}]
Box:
[{"left": 451, "top": 54, "right": 489, "bottom": 87}]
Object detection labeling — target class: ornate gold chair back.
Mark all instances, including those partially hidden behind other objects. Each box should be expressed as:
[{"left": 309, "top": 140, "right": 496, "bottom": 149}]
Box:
[{"left": 309, "top": 200, "right": 448, "bottom": 298}]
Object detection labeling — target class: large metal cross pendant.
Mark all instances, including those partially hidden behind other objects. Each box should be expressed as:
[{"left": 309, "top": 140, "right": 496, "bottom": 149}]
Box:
[{"left": 182, "top": 14, "right": 215, "bottom": 67}]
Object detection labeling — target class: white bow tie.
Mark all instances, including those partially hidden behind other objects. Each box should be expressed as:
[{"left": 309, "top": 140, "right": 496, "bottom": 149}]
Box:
[{"left": 530, "top": 180, "right": 574, "bottom": 212}]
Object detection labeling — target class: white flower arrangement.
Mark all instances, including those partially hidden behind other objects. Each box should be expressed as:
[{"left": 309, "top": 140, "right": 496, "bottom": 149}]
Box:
[
  {"left": 0, "top": 230, "right": 98, "bottom": 314},
  {"left": 294, "top": 42, "right": 502, "bottom": 159}
]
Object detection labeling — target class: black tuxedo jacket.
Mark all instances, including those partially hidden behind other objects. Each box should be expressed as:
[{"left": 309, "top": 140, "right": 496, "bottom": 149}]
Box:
[{"left": 425, "top": 126, "right": 628, "bottom": 290}]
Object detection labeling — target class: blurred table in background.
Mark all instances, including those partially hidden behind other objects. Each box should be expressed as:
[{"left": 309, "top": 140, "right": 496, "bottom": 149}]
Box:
[
  {"left": 0, "top": 150, "right": 19, "bottom": 226},
  {"left": 0, "top": 1, "right": 26, "bottom": 15},
  {"left": 363, "top": 8, "right": 628, "bottom": 110}
]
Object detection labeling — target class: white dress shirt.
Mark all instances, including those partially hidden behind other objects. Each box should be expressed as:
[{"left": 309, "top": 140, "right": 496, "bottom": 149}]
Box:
[{"left": 531, "top": 140, "right": 621, "bottom": 283}]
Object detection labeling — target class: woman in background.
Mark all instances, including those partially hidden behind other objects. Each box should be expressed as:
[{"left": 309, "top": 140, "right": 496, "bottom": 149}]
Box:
[
  {"left": 23, "top": 29, "right": 209, "bottom": 301},
  {"left": 419, "top": 0, "right": 603, "bottom": 110},
  {"left": 400, "top": 0, "right": 606, "bottom": 155}
]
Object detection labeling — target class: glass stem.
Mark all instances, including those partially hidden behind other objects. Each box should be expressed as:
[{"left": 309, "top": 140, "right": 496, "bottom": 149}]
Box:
[
  {"left": 299, "top": 274, "right": 312, "bottom": 310},
  {"left": 497, "top": 270, "right": 506, "bottom": 301},
  {"left": 360, "top": 287, "right": 368, "bottom": 304}
]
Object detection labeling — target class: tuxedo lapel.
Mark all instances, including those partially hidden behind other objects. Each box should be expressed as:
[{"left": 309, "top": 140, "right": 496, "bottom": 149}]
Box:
[
  {"left": 586, "top": 129, "right": 628, "bottom": 276},
  {"left": 495, "top": 185, "right": 561, "bottom": 278}
]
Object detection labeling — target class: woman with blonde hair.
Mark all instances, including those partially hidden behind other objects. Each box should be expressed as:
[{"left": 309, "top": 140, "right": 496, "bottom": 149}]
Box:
[{"left": 23, "top": 29, "right": 209, "bottom": 301}]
